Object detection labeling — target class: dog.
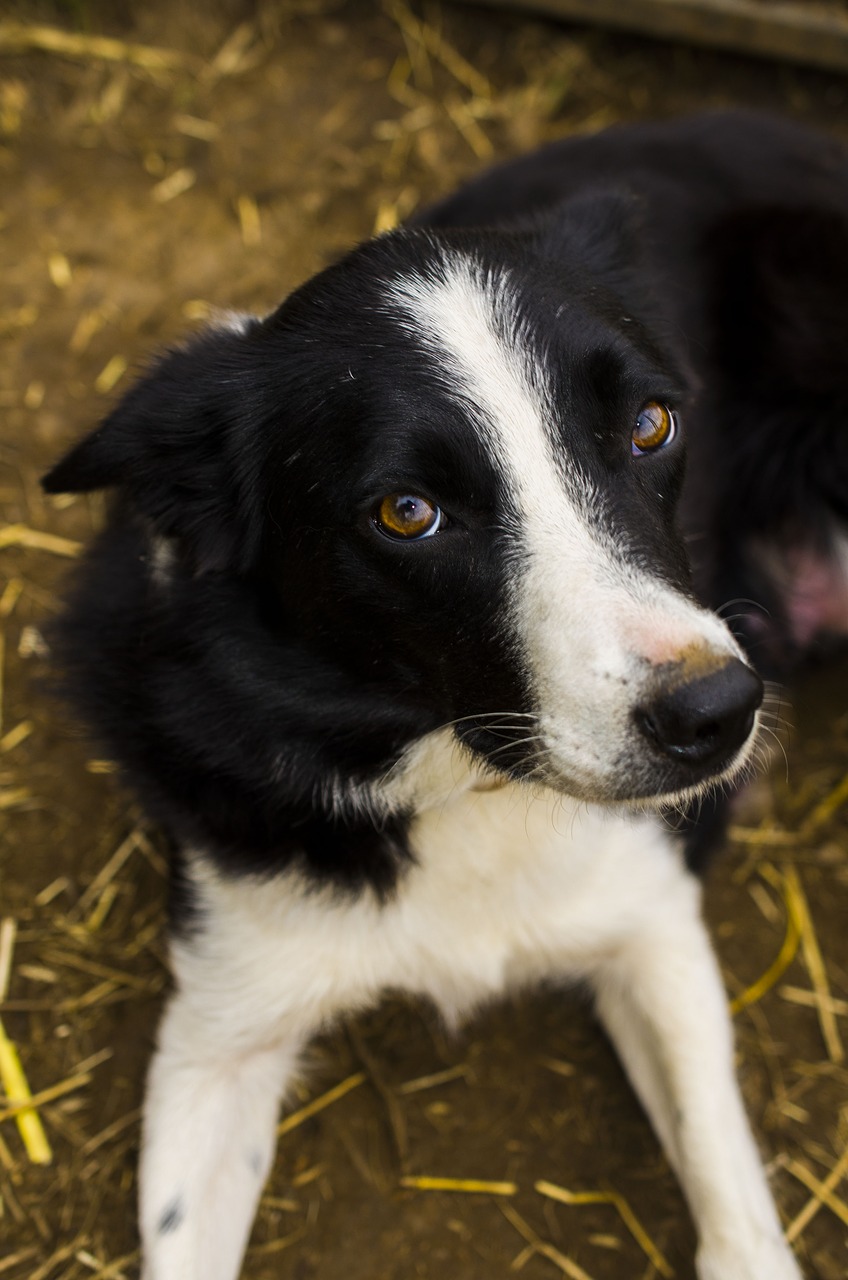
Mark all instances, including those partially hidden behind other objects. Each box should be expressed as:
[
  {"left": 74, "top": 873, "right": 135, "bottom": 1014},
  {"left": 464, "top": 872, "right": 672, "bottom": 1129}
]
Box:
[{"left": 43, "top": 110, "right": 848, "bottom": 1280}]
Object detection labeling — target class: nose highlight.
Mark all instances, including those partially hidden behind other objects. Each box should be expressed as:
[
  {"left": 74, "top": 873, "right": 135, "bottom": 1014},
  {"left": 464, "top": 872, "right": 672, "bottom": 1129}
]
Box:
[{"left": 635, "top": 658, "right": 763, "bottom": 767}]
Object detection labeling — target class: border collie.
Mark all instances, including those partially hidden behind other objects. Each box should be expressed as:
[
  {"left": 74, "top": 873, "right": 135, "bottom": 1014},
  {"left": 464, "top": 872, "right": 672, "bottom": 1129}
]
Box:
[{"left": 44, "top": 111, "right": 848, "bottom": 1280}]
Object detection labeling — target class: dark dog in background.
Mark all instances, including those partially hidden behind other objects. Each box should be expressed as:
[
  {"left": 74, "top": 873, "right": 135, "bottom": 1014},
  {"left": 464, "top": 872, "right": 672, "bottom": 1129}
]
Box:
[{"left": 44, "top": 111, "right": 848, "bottom": 1280}]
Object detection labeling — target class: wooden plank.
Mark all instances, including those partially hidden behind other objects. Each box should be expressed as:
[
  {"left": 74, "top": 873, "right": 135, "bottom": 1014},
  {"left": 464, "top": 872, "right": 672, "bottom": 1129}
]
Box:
[{"left": 463, "top": 0, "right": 848, "bottom": 76}]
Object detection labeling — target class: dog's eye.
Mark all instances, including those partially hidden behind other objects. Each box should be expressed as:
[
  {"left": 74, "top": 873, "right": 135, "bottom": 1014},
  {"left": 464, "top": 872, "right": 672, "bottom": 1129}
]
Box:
[
  {"left": 632, "top": 402, "right": 677, "bottom": 455},
  {"left": 374, "top": 494, "right": 443, "bottom": 540}
]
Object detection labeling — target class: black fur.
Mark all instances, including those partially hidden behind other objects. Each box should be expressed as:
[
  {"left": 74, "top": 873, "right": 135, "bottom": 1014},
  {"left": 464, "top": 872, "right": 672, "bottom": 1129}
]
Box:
[
  {"left": 157, "top": 1200, "right": 184, "bottom": 1235},
  {"left": 44, "top": 111, "right": 848, "bottom": 893}
]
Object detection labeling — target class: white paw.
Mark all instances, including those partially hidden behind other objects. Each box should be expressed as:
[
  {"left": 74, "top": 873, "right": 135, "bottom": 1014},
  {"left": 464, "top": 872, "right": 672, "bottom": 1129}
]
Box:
[{"left": 697, "top": 1233, "right": 802, "bottom": 1280}]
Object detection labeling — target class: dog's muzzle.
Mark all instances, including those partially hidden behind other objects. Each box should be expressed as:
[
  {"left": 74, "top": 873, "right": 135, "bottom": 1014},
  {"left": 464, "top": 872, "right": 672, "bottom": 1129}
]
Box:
[{"left": 634, "top": 658, "right": 763, "bottom": 771}]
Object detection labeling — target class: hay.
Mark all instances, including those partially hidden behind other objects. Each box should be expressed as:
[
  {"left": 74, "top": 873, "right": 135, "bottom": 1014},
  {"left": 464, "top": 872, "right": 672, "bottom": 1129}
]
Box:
[
  {"left": 247, "top": 1226, "right": 308, "bottom": 1257},
  {"left": 384, "top": 0, "right": 493, "bottom": 98},
  {"left": 780, "top": 985, "right": 848, "bottom": 1018},
  {"left": 75, "top": 1248, "right": 138, "bottom": 1279},
  {"left": 784, "top": 865, "right": 844, "bottom": 1063},
  {"left": 0, "top": 579, "right": 23, "bottom": 617},
  {"left": 0, "top": 721, "right": 33, "bottom": 754},
  {"left": 500, "top": 1202, "right": 596, "bottom": 1280},
  {"left": 236, "top": 194, "right": 262, "bottom": 247},
  {"left": 0, "top": 525, "right": 82, "bottom": 557},
  {"left": 537, "top": 1056, "right": 577, "bottom": 1078},
  {"left": 784, "top": 1156, "right": 848, "bottom": 1233},
  {"left": 200, "top": 21, "right": 264, "bottom": 84},
  {"left": 173, "top": 113, "right": 219, "bottom": 141},
  {"left": 0, "top": 22, "right": 192, "bottom": 72},
  {"left": 79, "top": 1109, "right": 140, "bottom": 1160},
  {"left": 0, "top": 1250, "right": 39, "bottom": 1276},
  {"left": 72, "top": 829, "right": 148, "bottom": 920},
  {"left": 28, "top": 1241, "right": 87, "bottom": 1280},
  {"left": 396, "top": 1063, "right": 469, "bottom": 1094},
  {"left": 277, "top": 1071, "right": 366, "bottom": 1138},
  {"left": 0, "top": 1024, "right": 53, "bottom": 1164},
  {"left": 444, "top": 95, "right": 494, "bottom": 158},
  {"left": 347, "top": 1020, "right": 409, "bottom": 1165},
  {"left": 93, "top": 356, "right": 128, "bottom": 395},
  {"left": 801, "top": 772, "right": 848, "bottom": 836},
  {"left": 0, "top": 788, "right": 31, "bottom": 811},
  {"left": 0, "top": 920, "right": 52, "bottom": 1165},
  {"left": 150, "top": 169, "right": 196, "bottom": 204},
  {"left": 400, "top": 1174, "right": 517, "bottom": 1194},
  {"left": 47, "top": 253, "right": 72, "bottom": 290},
  {"left": 536, "top": 1179, "right": 674, "bottom": 1278},
  {"left": 0, "top": 1070, "right": 93, "bottom": 1123},
  {"left": 0, "top": 920, "right": 15, "bottom": 1002},
  {"left": 33, "top": 878, "right": 71, "bottom": 908},
  {"left": 785, "top": 1143, "right": 848, "bottom": 1243},
  {"left": 69, "top": 309, "right": 109, "bottom": 355},
  {"left": 730, "top": 868, "right": 803, "bottom": 1015}
]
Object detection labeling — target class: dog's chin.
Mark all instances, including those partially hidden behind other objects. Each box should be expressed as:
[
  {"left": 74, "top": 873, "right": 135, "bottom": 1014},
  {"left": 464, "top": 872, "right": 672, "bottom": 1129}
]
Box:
[{"left": 477, "top": 731, "right": 760, "bottom": 812}]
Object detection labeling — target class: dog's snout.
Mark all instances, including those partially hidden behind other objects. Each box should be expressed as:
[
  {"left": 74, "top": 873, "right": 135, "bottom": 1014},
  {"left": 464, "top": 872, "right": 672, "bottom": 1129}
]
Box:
[{"left": 635, "top": 658, "right": 763, "bottom": 767}]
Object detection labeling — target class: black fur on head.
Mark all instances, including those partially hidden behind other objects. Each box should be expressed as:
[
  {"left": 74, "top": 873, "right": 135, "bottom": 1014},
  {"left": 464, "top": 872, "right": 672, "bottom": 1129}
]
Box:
[
  {"left": 43, "top": 325, "right": 271, "bottom": 576},
  {"left": 43, "top": 207, "right": 693, "bottom": 896}
]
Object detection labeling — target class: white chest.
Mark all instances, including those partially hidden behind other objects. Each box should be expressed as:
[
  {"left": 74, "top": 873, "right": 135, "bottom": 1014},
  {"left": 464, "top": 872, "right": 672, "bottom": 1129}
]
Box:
[{"left": 175, "top": 781, "right": 696, "bottom": 1047}]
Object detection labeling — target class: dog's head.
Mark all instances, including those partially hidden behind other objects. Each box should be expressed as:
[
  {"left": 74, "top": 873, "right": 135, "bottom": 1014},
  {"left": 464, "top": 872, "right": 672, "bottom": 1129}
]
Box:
[{"left": 44, "top": 195, "right": 761, "bottom": 819}]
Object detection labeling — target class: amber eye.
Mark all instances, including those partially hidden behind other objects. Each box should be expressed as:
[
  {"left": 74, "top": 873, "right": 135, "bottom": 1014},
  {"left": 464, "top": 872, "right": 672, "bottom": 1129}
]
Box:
[
  {"left": 374, "top": 494, "right": 443, "bottom": 540},
  {"left": 632, "top": 402, "right": 677, "bottom": 455}
]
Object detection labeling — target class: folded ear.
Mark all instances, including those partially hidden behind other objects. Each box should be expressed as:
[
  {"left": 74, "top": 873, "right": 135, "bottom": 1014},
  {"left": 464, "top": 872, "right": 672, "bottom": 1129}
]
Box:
[
  {"left": 537, "top": 187, "right": 646, "bottom": 280},
  {"left": 43, "top": 321, "right": 266, "bottom": 573}
]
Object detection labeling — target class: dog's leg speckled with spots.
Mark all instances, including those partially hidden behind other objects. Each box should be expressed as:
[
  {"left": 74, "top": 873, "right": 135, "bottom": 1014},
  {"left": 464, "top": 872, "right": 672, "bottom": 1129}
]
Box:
[{"left": 139, "top": 977, "right": 310, "bottom": 1280}]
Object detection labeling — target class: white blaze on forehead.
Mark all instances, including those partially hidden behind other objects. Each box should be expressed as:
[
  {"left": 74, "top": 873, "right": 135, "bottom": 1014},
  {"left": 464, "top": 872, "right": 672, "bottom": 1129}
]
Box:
[
  {"left": 388, "top": 254, "right": 596, "bottom": 532},
  {"left": 386, "top": 251, "right": 664, "bottom": 616}
]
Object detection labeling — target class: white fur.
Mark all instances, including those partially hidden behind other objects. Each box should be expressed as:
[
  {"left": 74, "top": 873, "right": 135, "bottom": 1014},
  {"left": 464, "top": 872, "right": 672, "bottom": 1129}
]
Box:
[
  {"left": 148, "top": 535, "right": 176, "bottom": 587},
  {"left": 209, "top": 309, "right": 256, "bottom": 336}
]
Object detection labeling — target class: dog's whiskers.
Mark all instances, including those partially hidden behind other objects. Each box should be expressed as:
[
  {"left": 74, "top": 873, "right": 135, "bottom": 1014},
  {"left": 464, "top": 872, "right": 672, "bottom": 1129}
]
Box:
[{"left": 716, "top": 597, "right": 773, "bottom": 619}]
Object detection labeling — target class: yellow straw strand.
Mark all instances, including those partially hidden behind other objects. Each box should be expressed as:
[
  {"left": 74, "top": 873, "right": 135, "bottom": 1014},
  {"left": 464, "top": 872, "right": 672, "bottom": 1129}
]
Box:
[
  {"left": 400, "top": 1175, "right": 517, "bottom": 1195},
  {"left": 0, "top": 523, "right": 82, "bottom": 557},
  {"left": 500, "top": 1202, "right": 597, "bottom": 1280},
  {"left": 784, "top": 1156, "right": 848, "bottom": 1234},
  {"left": 785, "top": 1145, "right": 848, "bottom": 1244},
  {"left": 784, "top": 865, "right": 844, "bottom": 1062},
  {"left": 277, "top": 1071, "right": 365, "bottom": 1137},
  {"left": 731, "top": 871, "right": 803, "bottom": 1014},
  {"left": 0, "top": 1070, "right": 92, "bottom": 1122},
  {"left": 0, "top": 1021, "right": 52, "bottom": 1163},
  {"left": 0, "top": 22, "right": 190, "bottom": 71},
  {"left": 801, "top": 772, "right": 848, "bottom": 835},
  {"left": 536, "top": 1180, "right": 674, "bottom": 1278}
]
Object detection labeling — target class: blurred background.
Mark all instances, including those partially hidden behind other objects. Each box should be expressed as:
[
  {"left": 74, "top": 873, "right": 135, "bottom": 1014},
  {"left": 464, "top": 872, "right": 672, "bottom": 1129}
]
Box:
[{"left": 2, "top": 2, "right": 848, "bottom": 1277}]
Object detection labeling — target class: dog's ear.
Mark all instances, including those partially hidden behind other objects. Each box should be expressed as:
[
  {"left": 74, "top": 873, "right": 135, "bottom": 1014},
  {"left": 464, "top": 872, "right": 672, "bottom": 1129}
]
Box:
[
  {"left": 538, "top": 187, "right": 645, "bottom": 279},
  {"left": 43, "top": 323, "right": 266, "bottom": 573}
]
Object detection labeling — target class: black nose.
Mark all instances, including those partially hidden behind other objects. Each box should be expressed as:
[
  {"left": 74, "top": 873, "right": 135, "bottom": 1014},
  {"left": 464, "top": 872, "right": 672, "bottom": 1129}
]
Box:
[{"left": 635, "top": 658, "right": 763, "bottom": 767}]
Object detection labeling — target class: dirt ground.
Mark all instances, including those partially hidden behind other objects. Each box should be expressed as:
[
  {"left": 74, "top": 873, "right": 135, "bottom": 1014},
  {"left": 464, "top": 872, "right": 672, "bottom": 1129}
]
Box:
[{"left": 2, "top": 2, "right": 848, "bottom": 1277}]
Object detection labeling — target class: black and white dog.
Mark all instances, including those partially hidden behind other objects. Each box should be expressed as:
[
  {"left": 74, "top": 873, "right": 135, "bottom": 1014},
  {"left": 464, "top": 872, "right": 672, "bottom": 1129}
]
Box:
[{"left": 44, "top": 111, "right": 848, "bottom": 1280}]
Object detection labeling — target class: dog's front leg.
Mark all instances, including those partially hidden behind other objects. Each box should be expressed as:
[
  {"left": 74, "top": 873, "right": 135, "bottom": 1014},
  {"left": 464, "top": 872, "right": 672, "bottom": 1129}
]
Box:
[
  {"left": 591, "top": 886, "right": 801, "bottom": 1280},
  {"left": 139, "top": 981, "right": 308, "bottom": 1280}
]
